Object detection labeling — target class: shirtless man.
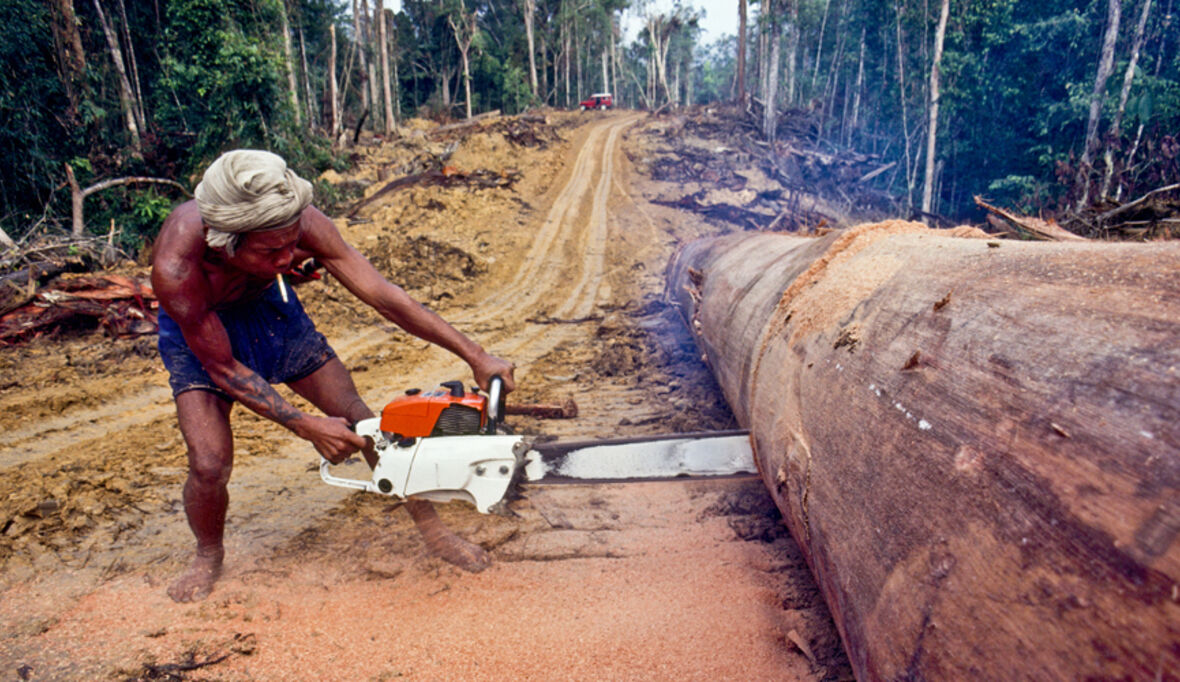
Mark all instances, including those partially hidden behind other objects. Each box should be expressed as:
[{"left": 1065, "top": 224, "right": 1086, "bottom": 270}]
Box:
[{"left": 152, "top": 149, "right": 515, "bottom": 602}]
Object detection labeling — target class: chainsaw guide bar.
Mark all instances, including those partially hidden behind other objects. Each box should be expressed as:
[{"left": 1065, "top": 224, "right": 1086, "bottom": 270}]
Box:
[{"left": 318, "top": 378, "right": 756, "bottom": 514}]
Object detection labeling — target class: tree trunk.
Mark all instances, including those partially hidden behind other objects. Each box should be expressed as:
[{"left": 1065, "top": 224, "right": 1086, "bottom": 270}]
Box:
[
  {"left": 0, "top": 225, "right": 16, "bottom": 250},
  {"left": 921, "top": 0, "right": 949, "bottom": 216},
  {"left": 376, "top": 0, "right": 394, "bottom": 135},
  {"left": 849, "top": 26, "right": 866, "bottom": 141},
  {"left": 668, "top": 223, "right": 1180, "bottom": 681},
  {"left": 784, "top": 0, "right": 799, "bottom": 105},
  {"left": 1102, "top": 0, "right": 1154, "bottom": 200},
  {"left": 762, "top": 0, "right": 781, "bottom": 141},
  {"left": 49, "top": 0, "right": 87, "bottom": 122},
  {"left": 736, "top": 0, "right": 747, "bottom": 105},
  {"left": 279, "top": 0, "right": 302, "bottom": 127},
  {"left": 810, "top": 0, "right": 832, "bottom": 95},
  {"left": 92, "top": 0, "right": 141, "bottom": 153},
  {"left": 524, "top": 0, "right": 538, "bottom": 98},
  {"left": 448, "top": 4, "right": 476, "bottom": 120},
  {"left": 352, "top": 0, "right": 371, "bottom": 129},
  {"left": 329, "top": 24, "right": 340, "bottom": 139},
  {"left": 298, "top": 25, "right": 316, "bottom": 129},
  {"left": 895, "top": 1, "right": 913, "bottom": 211},
  {"left": 116, "top": 0, "right": 146, "bottom": 132},
  {"left": 1077, "top": 0, "right": 1122, "bottom": 208}
]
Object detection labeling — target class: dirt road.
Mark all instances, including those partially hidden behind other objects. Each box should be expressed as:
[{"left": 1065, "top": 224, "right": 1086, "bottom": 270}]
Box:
[{"left": 0, "top": 112, "right": 849, "bottom": 680}]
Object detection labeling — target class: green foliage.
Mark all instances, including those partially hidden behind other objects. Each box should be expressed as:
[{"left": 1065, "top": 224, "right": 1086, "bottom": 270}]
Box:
[{"left": 0, "top": 2, "right": 76, "bottom": 239}]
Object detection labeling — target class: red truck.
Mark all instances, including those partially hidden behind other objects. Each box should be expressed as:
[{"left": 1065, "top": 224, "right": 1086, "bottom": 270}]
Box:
[{"left": 579, "top": 93, "right": 613, "bottom": 111}]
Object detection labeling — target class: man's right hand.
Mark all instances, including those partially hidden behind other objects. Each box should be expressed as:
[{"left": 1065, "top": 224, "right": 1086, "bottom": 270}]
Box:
[{"left": 290, "top": 413, "right": 367, "bottom": 464}]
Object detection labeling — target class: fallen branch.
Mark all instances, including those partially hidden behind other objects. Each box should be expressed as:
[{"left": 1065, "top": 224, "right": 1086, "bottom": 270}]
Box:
[
  {"left": 65, "top": 164, "right": 189, "bottom": 237},
  {"left": 1096, "top": 182, "right": 1180, "bottom": 224},
  {"left": 974, "top": 196, "right": 1089, "bottom": 242}
]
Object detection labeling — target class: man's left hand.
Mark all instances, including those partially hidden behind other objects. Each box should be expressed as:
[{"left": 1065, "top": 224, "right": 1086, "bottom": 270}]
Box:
[{"left": 471, "top": 352, "right": 516, "bottom": 393}]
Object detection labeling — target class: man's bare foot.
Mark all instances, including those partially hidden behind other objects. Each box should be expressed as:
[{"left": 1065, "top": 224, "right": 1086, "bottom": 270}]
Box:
[
  {"left": 168, "top": 546, "right": 224, "bottom": 602},
  {"left": 405, "top": 500, "right": 491, "bottom": 572}
]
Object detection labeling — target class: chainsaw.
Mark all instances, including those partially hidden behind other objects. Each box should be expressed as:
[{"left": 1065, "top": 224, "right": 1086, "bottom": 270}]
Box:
[{"left": 319, "top": 377, "right": 754, "bottom": 514}]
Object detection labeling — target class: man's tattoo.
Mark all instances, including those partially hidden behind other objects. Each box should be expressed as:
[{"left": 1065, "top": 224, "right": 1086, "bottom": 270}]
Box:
[{"left": 225, "top": 371, "right": 302, "bottom": 426}]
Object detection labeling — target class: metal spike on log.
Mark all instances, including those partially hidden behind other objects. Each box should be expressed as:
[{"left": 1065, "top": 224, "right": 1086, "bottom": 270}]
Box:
[{"left": 666, "top": 221, "right": 1179, "bottom": 680}]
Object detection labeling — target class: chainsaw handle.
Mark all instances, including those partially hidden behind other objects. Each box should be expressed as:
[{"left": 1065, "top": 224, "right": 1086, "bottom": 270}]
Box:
[{"left": 485, "top": 375, "right": 506, "bottom": 434}]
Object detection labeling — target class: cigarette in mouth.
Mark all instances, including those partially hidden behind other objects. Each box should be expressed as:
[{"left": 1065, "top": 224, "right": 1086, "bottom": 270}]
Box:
[{"left": 277, "top": 273, "right": 289, "bottom": 303}]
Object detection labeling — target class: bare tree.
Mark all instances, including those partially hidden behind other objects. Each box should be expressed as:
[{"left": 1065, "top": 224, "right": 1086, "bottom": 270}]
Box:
[
  {"left": 762, "top": 0, "right": 781, "bottom": 141},
  {"left": 895, "top": 1, "right": 914, "bottom": 210},
  {"left": 278, "top": 0, "right": 302, "bottom": 127},
  {"left": 1102, "top": 0, "right": 1154, "bottom": 200},
  {"left": 1077, "top": 0, "right": 1121, "bottom": 208},
  {"left": 736, "top": 0, "right": 747, "bottom": 105},
  {"left": 921, "top": 0, "right": 949, "bottom": 216},
  {"left": 329, "top": 24, "right": 341, "bottom": 139},
  {"left": 522, "top": 0, "right": 539, "bottom": 98},
  {"left": 377, "top": 0, "right": 395, "bottom": 134},
  {"left": 449, "top": 1, "right": 478, "bottom": 120},
  {"left": 92, "top": 0, "right": 141, "bottom": 153}
]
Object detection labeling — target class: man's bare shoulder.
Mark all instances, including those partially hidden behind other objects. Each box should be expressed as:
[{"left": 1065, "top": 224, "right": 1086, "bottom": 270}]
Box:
[{"left": 154, "top": 200, "right": 206, "bottom": 266}]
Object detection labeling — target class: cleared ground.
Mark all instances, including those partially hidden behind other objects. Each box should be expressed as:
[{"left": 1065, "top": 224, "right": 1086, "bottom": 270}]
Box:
[{"left": 0, "top": 112, "right": 850, "bottom": 680}]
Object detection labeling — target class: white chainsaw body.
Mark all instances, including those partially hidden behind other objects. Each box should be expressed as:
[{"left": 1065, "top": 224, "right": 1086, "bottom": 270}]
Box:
[{"left": 320, "top": 417, "right": 527, "bottom": 513}]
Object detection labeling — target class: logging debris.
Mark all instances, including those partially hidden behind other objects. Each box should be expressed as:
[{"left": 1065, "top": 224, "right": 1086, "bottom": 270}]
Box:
[
  {"left": 631, "top": 103, "right": 899, "bottom": 232},
  {"left": 346, "top": 167, "right": 523, "bottom": 218},
  {"left": 0, "top": 273, "right": 156, "bottom": 343},
  {"left": 1065, "top": 182, "right": 1180, "bottom": 239}
]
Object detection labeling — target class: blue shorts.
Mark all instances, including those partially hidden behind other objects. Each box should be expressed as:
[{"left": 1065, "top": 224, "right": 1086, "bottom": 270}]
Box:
[{"left": 157, "top": 283, "right": 337, "bottom": 401}]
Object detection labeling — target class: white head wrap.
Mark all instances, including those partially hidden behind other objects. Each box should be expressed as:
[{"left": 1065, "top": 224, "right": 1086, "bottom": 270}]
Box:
[{"left": 195, "top": 150, "right": 313, "bottom": 254}]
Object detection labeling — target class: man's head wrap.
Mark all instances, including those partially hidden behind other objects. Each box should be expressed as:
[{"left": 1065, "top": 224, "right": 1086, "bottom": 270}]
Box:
[{"left": 195, "top": 150, "right": 313, "bottom": 255}]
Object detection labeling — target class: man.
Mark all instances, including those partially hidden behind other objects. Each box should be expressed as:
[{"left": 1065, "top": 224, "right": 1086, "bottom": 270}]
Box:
[{"left": 152, "top": 149, "right": 515, "bottom": 602}]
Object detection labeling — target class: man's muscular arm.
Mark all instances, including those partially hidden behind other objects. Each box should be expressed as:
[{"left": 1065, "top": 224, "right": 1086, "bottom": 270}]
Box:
[
  {"left": 298, "top": 207, "right": 516, "bottom": 391},
  {"left": 151, "top": 206, "right": 363, "bottom": 462}
]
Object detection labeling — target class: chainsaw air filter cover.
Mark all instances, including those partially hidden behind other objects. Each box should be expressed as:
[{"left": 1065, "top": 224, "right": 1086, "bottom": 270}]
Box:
[{"left": 379, "top": 380, "right": 487, "bottom": 438}]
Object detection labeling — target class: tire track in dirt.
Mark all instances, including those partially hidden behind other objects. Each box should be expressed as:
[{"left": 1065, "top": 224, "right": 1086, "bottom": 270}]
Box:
[
  {"left": 0, "top": 115, "right": 634, "bottom": 472},
  {"left": 331, "top": 114, "right": 639, "bottom": 393},
  {"left": 0, "top": 384, "right": 174, "bottom": 470}
]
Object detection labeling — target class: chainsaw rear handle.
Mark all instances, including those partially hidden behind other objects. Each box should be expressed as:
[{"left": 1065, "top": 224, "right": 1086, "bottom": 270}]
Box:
[{"left": 485, "top": 374, "right": 506, "bottom": 434}]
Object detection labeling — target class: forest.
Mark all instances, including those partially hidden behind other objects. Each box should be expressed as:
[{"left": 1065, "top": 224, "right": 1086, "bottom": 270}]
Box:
[{"left": 1, "top": 0, "right": 1178, "bottom": 255}]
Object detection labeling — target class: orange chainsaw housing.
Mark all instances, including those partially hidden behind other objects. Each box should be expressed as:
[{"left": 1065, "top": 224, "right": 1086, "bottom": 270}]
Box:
[{"left": 378, "top": 381, "right": 488, "bottom": 438}]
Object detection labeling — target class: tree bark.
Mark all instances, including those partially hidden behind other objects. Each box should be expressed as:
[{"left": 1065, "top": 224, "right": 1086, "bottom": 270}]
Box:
[
  {"left": 668, "top": 223, "right": 1180, "bottom": 681},
  {"left": 49, "top": 0, "right": 87, "bottom": 122},
  {"left": 921, "top": 0, "right": 949, "bottom": 216},
  {"left": 1077, "top": 0, "right": 1121, "bottom": 208}
]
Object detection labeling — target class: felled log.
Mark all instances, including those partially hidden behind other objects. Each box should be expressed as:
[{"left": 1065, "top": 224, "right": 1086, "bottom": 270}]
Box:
[{"left": 666, "top": 221, "right": 1179, "bottom": 680}]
